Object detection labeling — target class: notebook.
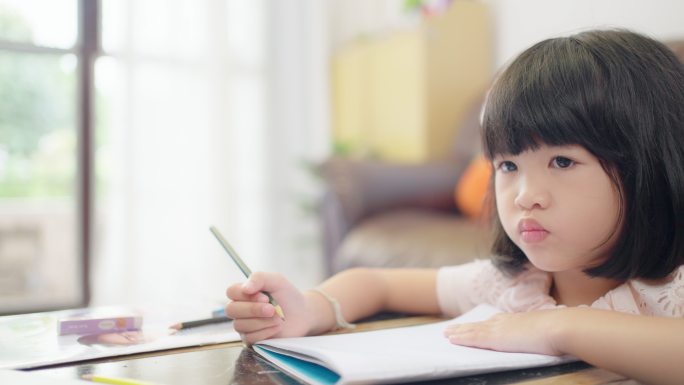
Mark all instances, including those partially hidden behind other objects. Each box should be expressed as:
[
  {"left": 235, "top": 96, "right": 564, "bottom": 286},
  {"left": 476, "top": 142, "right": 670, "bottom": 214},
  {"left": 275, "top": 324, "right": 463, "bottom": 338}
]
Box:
[{"left": 253, "top": 304, "right": 576, "bottom": 385}]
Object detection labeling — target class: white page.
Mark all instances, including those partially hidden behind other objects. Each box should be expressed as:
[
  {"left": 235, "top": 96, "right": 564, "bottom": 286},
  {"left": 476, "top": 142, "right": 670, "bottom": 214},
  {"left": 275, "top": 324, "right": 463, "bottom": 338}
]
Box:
[
  {"left": 0, "top": 369, "right": 87, "bottom": 384},
  {"left": 256, "top": 305, "right": 575, "bottom": 385}
]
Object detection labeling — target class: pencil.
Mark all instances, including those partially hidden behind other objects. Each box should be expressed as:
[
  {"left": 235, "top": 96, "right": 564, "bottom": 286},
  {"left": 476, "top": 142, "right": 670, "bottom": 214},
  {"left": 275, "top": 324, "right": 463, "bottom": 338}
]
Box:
[
  {"left": 209, "top": 226, "right": 286, "bottom": 320},
  {"left": 169, "top": 316, "right": 231, "bottom": 330},
  {"left": 81, "top": 374, "right": 161, "bottom": 385}
]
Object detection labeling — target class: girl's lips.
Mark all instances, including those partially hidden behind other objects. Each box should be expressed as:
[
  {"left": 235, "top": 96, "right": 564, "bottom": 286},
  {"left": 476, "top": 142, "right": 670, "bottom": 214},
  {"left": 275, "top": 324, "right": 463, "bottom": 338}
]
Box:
[
  {"left": 518, "top": 218, "right": 549, "bottom": 243},
  {"left": 520, "top": 229, "right": 549, "bottom": 243}
]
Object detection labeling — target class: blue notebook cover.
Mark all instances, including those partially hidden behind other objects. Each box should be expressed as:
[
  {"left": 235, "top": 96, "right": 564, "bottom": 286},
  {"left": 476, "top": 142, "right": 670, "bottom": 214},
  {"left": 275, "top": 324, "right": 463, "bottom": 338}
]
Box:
[{"left": 254, "top": 346, "right": 340, "bottom": 385}]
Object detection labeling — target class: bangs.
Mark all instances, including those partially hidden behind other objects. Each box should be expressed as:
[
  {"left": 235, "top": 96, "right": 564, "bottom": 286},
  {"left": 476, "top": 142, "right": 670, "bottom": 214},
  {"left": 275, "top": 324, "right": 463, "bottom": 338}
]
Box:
[{"left": 482, "top": 37, "right": 607, "bottom": 158}]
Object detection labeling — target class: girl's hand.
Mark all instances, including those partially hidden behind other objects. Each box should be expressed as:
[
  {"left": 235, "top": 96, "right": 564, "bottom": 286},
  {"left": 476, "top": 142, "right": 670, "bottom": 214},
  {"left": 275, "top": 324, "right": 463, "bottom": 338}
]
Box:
[
  {"left": 225, "top": 272, "right": 313, "bottom": 345},
  {"left": 443, "top": 308, "right": 568, "bottom": 356}
]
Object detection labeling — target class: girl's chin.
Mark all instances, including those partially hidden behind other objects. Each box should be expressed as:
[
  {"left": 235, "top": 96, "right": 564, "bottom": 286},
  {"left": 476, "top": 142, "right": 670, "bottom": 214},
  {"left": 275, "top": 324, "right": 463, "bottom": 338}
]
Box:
[{"left": 523, "top": 255, "right": 568, "bottom": 272}]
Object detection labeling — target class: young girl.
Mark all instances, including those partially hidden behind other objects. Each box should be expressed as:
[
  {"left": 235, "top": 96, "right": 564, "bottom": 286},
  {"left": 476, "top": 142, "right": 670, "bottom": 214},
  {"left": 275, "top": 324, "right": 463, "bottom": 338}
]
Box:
[{"left": 225, "top": 29, "right": 684, "bottom": 385}]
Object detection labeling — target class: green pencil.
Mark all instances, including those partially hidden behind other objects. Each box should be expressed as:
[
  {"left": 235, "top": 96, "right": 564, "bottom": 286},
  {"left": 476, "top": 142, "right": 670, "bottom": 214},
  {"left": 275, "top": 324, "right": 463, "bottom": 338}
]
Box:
[{"left": 210, "top": 226, "right": 285, "bottom": 320}]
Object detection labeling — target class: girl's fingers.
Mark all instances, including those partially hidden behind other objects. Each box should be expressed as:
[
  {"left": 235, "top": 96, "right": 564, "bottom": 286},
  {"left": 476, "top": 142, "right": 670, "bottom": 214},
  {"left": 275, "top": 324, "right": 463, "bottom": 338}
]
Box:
[
  {"left": 233, "top": 317, "right": 283, "bottom": 334},
  {"left": 241, "top": 325, "right": 282, "bottom": 345},
  {"left": 444, "top": 325, "right": 468, "bottom": 336},
  {"left": 224, "top": 271, "right": 301, "bottom": 345},
  {"left": 444, "top": 322, "right": 478, "bottom": 334},
  {"left": 241, "top": 271, "right": 289, "bottom": 296},
  {"left": 226, "top": 300, "right": 276, "bottom": 319},
  {"left": 226, "top": 283, "right": 269, "bottom": 302},
  {"left": 444, "top": 322, "right": 493, "bottom": 347},
  {"left": 446, "top": 329, "right": 481, "bottom": 345}
]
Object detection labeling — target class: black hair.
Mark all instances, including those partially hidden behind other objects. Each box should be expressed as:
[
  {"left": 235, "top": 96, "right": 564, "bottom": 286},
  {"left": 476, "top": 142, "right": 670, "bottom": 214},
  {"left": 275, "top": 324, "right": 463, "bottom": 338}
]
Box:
[{"left": 482, "top": 29, "right": 684, "bottom": 280}]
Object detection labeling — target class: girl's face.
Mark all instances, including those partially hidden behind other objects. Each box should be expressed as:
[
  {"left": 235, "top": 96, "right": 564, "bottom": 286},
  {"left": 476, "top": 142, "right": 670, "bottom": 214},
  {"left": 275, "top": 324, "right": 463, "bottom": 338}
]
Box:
[{"left": 493, "top": 144, "right": 621, "bottom": 273}]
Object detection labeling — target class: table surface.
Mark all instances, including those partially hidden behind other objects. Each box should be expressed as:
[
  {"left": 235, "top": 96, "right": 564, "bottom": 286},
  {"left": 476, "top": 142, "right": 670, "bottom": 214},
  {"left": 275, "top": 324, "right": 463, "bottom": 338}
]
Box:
[{"left": 31, "top": 315, "right": 640, "bottom": 385}]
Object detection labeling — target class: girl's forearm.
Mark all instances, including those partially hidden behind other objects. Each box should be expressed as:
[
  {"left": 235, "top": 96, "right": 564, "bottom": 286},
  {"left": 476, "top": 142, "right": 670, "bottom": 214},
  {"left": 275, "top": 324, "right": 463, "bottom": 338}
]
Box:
[
  {"left": 304, "top": 267, "right": 440, "bottom": 335},
  {"left": 304, "top": 268, "right": 389, "bottom": 335},
  {"left": 554, "top": 308, "right": 684, "bottom": 385}
]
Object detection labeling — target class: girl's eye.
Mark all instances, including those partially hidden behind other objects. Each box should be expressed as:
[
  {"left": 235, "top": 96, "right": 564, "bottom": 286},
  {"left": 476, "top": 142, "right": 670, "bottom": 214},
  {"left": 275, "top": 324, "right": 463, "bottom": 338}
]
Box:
[
  {"left": 552, "top": 156, "right": 575, "bottom": 169},
  {"left": 498, "top": 160, "right": 517, "bottom": 173}
]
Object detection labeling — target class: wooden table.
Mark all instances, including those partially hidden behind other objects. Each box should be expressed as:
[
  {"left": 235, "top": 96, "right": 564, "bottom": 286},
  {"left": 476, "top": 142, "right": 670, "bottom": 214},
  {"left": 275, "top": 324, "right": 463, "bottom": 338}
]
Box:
[{"left": 30, "top": 316, "right": 637, "bottom": 385}]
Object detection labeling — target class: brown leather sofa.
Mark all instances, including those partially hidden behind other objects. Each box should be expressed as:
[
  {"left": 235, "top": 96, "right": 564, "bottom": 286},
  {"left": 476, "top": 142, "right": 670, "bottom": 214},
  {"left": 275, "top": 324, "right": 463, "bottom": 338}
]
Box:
[{"left": 319, "top": 98, "right": 492, "bottom": 276}]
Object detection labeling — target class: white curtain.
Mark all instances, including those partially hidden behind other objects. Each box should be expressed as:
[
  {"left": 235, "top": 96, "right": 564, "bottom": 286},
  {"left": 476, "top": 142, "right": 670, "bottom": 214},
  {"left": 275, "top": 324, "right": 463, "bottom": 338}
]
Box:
[{"left": 92, "top": 0, "right": 330, "bottom": 307}]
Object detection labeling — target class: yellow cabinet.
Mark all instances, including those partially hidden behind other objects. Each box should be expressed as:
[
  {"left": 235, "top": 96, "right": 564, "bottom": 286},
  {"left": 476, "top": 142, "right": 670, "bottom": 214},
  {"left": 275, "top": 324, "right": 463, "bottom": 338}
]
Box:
[{"left": 331, "top": 1, "right": 492, "bottom": 163}]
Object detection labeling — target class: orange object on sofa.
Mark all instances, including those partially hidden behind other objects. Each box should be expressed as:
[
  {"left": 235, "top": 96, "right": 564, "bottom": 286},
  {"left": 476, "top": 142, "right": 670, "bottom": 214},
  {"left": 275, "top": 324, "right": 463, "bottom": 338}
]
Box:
[{"left": 455, "top": 155, "right": 492, "bottom": 219}]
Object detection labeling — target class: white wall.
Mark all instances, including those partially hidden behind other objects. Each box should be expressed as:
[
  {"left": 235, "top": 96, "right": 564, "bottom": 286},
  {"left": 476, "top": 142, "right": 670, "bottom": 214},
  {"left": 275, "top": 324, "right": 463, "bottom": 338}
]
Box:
[
  {"left": 490, "top": 0, "right": 684, "bottom": 69},
  {"left": 328, "top": 0, "right": 684, "bottom": 70}
]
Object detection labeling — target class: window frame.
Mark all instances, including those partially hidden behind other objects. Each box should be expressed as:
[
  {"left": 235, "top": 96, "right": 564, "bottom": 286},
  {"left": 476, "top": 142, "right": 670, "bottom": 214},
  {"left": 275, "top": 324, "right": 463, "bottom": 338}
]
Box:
[{"left": 0, "top": 0, "right": 99, "bottom": 314}]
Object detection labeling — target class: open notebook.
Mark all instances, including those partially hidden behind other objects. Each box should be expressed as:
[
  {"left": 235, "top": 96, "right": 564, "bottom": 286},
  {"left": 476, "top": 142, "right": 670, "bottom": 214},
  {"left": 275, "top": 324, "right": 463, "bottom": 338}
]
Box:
[{"left": 253, "top": 305, "right": 576, "bottom": 385}]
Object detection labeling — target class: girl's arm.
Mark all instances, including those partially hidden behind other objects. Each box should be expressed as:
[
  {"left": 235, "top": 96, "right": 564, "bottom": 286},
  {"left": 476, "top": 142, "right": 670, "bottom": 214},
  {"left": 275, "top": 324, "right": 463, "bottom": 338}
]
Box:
[
  {"left": 226, "top": 267, "right": 440, "bottom": 343},
  {"left": 556, "top": 308, "right": 684, "bottom": 385},
  {"left": 308, "top": 268, "right": 441, "bottom": 334},
  {"left": 444, "top": 307, "right": 684, "bottom": 385}
]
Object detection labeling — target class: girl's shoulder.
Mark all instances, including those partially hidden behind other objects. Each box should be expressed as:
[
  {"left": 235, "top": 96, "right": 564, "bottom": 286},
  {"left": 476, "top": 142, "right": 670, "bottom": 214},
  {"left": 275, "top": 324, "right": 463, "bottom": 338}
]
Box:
[{"left": 593, "top": 265, "right": 684, "bottom": 317}]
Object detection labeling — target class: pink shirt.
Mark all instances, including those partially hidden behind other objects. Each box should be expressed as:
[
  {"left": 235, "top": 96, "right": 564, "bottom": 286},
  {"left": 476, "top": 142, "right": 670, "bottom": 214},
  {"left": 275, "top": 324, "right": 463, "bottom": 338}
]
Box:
[{"left": 437, "top": 259, "right": 684, "bottom": 317}]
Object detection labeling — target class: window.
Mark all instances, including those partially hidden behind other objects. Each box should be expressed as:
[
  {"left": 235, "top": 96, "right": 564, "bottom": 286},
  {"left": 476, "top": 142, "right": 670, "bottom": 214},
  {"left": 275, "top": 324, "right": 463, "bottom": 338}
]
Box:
[
  {"left": 0, "top": 0, "right": 327, "bottom": 312},
  {"left": 0, "top": 0, "right": 95, "bottom": 314}
]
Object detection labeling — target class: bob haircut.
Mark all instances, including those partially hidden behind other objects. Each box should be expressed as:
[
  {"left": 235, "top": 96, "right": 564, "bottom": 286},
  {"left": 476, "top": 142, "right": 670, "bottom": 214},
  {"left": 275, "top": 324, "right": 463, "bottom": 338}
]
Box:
[{"left": 482, "top": 29, "right": 684, "bottom": 280}]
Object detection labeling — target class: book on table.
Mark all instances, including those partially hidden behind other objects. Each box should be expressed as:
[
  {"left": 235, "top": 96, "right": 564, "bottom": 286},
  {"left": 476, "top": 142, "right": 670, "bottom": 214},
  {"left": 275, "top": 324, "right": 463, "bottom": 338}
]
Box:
[
  {"left": 253, "top": 304, "right": 576, "bottom": 385},
  {"left": 0, "top": 303, "right": 239, "bottom": 370}
]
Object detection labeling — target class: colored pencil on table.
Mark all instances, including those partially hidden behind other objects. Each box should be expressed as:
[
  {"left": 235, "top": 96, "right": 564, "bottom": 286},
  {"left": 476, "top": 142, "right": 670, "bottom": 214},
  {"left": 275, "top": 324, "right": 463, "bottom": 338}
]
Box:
[
  {"left": 168, "top": 316, "right": 231, "bottom": 330},
  {"left": 81, "top": 374, "right": 162, "bottom": 385}
]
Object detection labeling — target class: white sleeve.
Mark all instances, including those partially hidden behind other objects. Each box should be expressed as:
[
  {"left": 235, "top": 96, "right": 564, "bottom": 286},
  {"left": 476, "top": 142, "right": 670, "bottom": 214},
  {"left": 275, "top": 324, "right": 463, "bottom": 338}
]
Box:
[{"left": 436, "top": 259, "right": 489, "bottom": 317}]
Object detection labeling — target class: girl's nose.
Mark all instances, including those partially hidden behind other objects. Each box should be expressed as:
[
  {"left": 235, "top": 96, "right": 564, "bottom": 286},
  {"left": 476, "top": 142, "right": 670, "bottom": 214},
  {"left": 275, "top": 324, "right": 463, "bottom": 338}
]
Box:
[{"left": 514, "top": 181, "right": 551, "bottom": 210}]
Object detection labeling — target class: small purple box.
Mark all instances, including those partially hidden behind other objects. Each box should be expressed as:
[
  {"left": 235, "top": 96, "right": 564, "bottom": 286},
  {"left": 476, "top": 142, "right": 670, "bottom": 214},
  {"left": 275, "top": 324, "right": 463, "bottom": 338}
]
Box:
[{"left": 58, "top": 316, "right": 143, "bottom": 336}]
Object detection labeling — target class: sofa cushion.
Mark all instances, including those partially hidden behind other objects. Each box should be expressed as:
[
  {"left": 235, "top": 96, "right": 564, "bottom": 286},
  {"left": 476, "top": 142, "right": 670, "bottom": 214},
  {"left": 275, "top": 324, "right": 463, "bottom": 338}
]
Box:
[
  {"left": 454, "top": 155, "right": 492, "bottom": 219},
  {"left": 334, "top": 208, "right": 492, "bottom": 271}
]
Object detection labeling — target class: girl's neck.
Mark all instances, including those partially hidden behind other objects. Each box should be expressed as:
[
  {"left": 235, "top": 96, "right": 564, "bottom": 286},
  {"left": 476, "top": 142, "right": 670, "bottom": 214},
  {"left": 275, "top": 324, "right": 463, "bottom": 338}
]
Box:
[{"left": 551, "top": 270, "right": 623, "bottom": 306}]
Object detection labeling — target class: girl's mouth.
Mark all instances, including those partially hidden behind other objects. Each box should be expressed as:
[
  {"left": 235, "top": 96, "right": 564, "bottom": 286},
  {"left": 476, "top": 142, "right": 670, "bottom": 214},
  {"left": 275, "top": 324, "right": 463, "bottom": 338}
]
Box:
[{"left": 518, "top": 219, "right": 549, "bottom": 243}]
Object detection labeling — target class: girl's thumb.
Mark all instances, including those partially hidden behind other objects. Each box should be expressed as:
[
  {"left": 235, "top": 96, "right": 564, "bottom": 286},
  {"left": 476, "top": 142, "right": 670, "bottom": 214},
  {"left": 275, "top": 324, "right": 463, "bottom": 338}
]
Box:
[{"left": 242, "top": 271, "right": 287, "bottom": 295}]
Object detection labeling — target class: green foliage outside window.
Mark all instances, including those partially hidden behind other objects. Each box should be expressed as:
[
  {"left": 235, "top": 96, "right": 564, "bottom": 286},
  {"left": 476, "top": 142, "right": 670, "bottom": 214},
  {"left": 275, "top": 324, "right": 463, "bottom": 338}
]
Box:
[{"left": 0, "top": 9, "right": 76, "bottom": 198}]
